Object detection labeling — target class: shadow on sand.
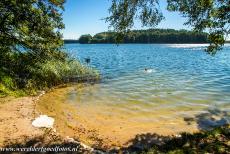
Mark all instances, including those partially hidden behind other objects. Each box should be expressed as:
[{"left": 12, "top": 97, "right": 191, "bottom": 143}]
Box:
[
  {"left": 114, "top": 108, "right": 230, "bottom": 153},
  {"left": 193, "top": 108, "right": 230, "bottom": 130},
  {"left": 2, "top": 108, "right": 230, "bottom": 154},
  {"left": 116, "top": 125, "right": 230, "bottom": 153}
]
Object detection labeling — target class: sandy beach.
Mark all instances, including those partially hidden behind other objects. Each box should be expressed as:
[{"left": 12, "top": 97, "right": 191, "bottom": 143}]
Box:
[{"left": 0, "top": 96, "right": 43, "bottom": 146}]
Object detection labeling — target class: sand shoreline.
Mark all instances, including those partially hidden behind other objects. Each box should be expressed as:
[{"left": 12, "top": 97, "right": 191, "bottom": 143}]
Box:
[
  {"left": 35, "top": 86, "right": 200, "bottom": 150},
  {"left": 0, "top": 85, "right": 198, "bottom": 151},
  {"left": 0, "top": 96, "right": 43, "bottom": 147},
  {"left": 0, "top": 89, "right": 166, "bottom": 151},
  {"left": 0, "top": 95, "right": 98, "bottom": 153},
  {"left": 1, "top": 88, "right": 229, "bottom": 153}
]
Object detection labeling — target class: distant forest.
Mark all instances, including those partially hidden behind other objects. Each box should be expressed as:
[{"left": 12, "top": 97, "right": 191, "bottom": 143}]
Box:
[
  {"left": 64, "top": 39, "right": 79, "bottom": 44},
  {"left": 78, "top": 29, "right": 209, "bottom": 44}
]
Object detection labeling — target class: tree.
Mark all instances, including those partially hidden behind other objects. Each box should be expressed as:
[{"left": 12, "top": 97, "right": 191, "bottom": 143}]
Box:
[
  {"left": 0, "top": 0, "right": 65, "bottom": 59},
  {"left": 79, "top": 34, "right": 93, "bottom": 44},
  {"left": 106, "top": 0, "right": 230, "bottom": 54},
  {"left": 0, "top": 0, "right": 66, "bottom": 91},
  {"left": 0, "top": 1, "right": 100, "bottom": 95},
  {"left": 0, "top": 0, "right": 66, "bottom": 80},
  {"left": 79, "top": 29, "right": 209, "bottom": 44}
]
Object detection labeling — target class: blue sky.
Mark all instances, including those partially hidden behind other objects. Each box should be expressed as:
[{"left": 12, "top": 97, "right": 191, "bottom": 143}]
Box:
[{"left": 62, "top": 0, "right": 190, "bottom": 39}]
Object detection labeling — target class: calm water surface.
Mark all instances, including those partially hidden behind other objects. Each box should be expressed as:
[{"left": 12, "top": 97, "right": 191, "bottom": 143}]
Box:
[{"left": 45, "top": 44, "right": 230, "bottom": 139}]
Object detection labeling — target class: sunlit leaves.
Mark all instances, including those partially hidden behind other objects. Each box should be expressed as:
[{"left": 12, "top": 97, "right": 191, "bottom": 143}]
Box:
[
  {"left": 106, "top": 0, "right": 164, "bottom": 33},
  {"left": 107, "top": 0, "right": 230, "bottom": 54},
  {"left": 0, "top": 0, "right": 66, "bottom": 90},
  {"left": 0, "top": 0, "right": 65, "bottom": 60}
]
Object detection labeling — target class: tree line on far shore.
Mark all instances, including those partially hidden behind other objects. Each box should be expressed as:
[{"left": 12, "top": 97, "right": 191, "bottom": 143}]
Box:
[
  {"left": 64, "top": 39, "right": 79, "bottom": 44},
  {"left": 78, "top": 29, "right": 209, "bottom": 44}
]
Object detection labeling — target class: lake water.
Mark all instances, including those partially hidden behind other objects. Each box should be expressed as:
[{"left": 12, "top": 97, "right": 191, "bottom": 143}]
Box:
[{"left": 38, "top": 44, "right": 230, "bottom": 147}]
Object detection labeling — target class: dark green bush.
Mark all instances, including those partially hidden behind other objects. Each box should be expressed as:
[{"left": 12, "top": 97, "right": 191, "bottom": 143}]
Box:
[{"left": 0, "top": 52, "right": 99, "bottom": 97}]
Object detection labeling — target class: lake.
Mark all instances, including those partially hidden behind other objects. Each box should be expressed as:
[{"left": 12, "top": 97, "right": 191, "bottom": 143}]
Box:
[{"left": 38, "top": 44, "right": 230, "bottom": 148}]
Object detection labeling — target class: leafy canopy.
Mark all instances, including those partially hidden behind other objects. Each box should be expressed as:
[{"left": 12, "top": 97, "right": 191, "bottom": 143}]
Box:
[
  {"left": 0, "top": 0, "right": 65, "bottom": 60},
  {"left": 0, "top": 0, "right": 66, "bottom": 91},
  {"left": 0, "top": 0, "right": 100, "bottom": 95},
  {"left": 106, "top": 0, "right": 230, "bottom": 54}
]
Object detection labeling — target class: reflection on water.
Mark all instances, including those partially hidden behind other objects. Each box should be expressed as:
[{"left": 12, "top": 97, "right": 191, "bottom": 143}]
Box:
[{"left": 38, "top": 44, "right": 230, "bottom": 147}]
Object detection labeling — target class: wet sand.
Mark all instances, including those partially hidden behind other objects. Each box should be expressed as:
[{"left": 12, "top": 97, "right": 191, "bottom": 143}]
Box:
[{"left": 36, "top": 85, "right": 200, "bottom": 150}]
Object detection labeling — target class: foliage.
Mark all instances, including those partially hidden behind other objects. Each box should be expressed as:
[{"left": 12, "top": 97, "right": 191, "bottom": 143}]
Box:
[
  {"left": 107, "top": 0, "right": 164, "bottom": 32},
  {"left": 64, "top": 39, "right": 79, "bottom": 44},
  {"left": 107, "top": 0, "right": 230, "bottom": 54},
  {"left": 79, "top": 29, "right": 209, "bottom": 44},
  {"left": 0, "top": 0, "right": 99, "bottom": 97},
  {"left": 119, "top": 125, "right": 230, "bottom": 154},
  {"left": 0, "top": 71, "right": 26, "bottom": 97},
  {"left": 30, "top": 58, "right": 100, "bottom": 89},
  {"left": 78, "top": 34, "right": 93, "bottom": 44},
  {"left": 0, "top": 76, "right": 16, "bottom": 97},
  {"left": 146, "top": 126, "right": 230, "bottom": 153},
  {"left": 0, "top": 0, "right": 65, "bottom": 59},
  {"left": 167, "top": 0, "right": 230, "bottom": 54},
  {"left": 0, "top": 55, "right": 99, "bottom": 97}
]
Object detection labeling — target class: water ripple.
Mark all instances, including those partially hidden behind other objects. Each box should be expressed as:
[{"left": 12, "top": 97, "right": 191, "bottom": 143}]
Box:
[{"left": 64, "top": 44, "right": 230, "bottom": 130}]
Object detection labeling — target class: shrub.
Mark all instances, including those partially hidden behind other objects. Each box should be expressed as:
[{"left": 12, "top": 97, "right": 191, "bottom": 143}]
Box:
[
  {"left": 30, "top": 58, "right": 100, "bottom": 89},
  {"left": 0, "top": 55, "right": 100, "bottom": 97}
]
